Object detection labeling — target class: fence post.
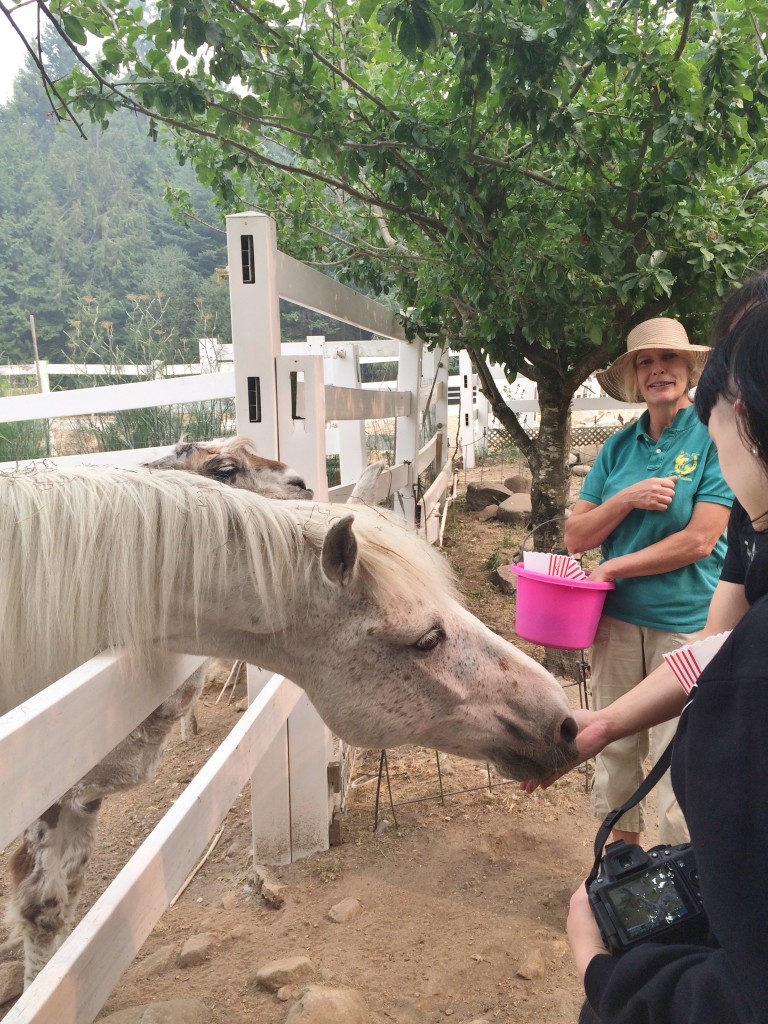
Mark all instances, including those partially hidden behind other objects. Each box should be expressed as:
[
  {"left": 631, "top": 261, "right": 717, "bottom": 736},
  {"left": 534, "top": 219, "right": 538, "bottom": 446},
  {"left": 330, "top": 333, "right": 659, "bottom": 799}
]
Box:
[
  {"left": 227, "top": 213, "right": 333, "bottom": 864},
  {"left": 245, "top": 669, "right": 292, "bottom": 866},
  {"left": 326, "top": 343, "right": 367, "bottom": 485},
  {"left": 275, "top": 353, "right": 328, "bottom": 500},
  {"left": 394, "top": 339, "right": 422, "bottom": 520},
  {"left": 421, "top": 344, "right": 449, "bottom": 468},
  {"left": 459, "top": 349, "right": 476, "bottom": 469},
  {"left": 226, "top": 212, "right": 281, "bottom": 452}
]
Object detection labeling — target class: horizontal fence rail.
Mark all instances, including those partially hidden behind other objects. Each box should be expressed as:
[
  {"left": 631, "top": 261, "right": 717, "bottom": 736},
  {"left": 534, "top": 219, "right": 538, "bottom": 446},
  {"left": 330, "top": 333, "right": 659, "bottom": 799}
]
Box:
[
  {"left": 0, "top": 652, "right": 207, "bottom": 849},
  {"left": 4, "top": 674, "right": 303, "bottom": 1024}
]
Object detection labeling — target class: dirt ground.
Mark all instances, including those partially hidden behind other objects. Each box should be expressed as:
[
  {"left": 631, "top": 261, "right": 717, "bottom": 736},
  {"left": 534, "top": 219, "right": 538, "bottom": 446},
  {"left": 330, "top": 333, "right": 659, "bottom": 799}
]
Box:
[{"left": 0, "top": 461, "right": 608, "bottom": 1024}]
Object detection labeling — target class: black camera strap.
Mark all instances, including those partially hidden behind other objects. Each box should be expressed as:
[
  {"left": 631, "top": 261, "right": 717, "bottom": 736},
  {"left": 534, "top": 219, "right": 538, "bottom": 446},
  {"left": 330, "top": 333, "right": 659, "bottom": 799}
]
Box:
[{"left": 585, "top": 737, "right": 675, "bottom": 889}]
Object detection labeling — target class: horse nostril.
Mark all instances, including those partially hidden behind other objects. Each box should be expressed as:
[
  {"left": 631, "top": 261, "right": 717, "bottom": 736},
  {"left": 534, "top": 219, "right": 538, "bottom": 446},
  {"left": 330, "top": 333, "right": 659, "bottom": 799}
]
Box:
[{"left": 560, "top": 715, "right": 578, "bottom": 744}]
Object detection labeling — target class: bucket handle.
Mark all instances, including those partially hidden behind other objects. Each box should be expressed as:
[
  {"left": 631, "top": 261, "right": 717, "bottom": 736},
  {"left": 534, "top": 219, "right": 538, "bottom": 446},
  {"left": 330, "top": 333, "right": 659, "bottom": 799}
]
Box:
[{"left": 519, "top": 515, "right": 568, "bottom": 558}]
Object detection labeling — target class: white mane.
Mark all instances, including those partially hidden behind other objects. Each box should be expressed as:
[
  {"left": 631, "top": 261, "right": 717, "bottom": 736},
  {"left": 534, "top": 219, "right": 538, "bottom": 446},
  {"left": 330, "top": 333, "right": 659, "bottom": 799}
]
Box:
[{"left": 0, "top": 467, "right": 456, "bottom": 712}]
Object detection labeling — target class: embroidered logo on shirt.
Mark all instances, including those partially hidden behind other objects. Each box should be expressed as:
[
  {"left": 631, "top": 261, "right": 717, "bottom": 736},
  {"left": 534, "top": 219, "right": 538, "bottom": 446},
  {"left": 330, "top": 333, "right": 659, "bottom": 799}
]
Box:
[{"left": 674, "top": 451, "right": 699, "bottom": 478}]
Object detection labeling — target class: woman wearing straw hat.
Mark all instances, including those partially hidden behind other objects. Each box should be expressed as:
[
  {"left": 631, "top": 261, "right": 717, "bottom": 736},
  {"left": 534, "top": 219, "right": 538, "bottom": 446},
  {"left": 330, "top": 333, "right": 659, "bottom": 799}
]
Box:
[{"left": 565, "top": 317, "right": 733, "bottom": 847}]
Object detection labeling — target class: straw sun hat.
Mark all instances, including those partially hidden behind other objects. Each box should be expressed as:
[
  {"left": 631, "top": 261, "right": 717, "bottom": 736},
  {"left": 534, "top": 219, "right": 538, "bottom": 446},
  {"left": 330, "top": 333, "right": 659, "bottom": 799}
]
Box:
[{"left": 596, "top": 317, "right": 712, "bottom": 402}]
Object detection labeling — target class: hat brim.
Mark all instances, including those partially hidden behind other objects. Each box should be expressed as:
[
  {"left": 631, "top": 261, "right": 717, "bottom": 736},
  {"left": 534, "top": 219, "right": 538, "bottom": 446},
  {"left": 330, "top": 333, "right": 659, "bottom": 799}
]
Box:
[{"left": 596, "top": 346, "right": 711, "bottom": 403}]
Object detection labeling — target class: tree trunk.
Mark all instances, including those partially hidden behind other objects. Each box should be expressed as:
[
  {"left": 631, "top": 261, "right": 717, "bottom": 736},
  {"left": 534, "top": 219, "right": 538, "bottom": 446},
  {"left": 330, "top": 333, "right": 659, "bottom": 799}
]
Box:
[
  {"left": 468, "top": 351, "right": 572, "bottom": 552},
  {"left": 527, "top": 381, "right": 573, "bottom": 552}
]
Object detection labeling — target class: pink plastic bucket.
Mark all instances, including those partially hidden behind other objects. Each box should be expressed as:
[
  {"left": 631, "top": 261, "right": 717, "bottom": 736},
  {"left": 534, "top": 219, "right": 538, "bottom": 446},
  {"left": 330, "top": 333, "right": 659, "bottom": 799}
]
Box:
[{"left": 512, "top": 564, "right": 615, "bottom": 650}]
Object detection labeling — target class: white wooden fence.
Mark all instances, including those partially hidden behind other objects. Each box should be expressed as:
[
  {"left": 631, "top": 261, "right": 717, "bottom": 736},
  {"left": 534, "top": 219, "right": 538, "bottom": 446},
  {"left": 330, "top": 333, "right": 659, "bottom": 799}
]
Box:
[{"left": 0, "top": 211, "right": 453, "bottom": 1023}]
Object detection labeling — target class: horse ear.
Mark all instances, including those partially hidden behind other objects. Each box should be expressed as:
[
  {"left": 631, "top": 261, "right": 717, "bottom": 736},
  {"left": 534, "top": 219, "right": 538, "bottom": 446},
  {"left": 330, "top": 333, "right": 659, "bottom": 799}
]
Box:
[
  {"left": 347, "top": 461, "right": 387, "bottom": 505},
  {"left": 321, "top": 515, "right": 358, "bottom": 587}
]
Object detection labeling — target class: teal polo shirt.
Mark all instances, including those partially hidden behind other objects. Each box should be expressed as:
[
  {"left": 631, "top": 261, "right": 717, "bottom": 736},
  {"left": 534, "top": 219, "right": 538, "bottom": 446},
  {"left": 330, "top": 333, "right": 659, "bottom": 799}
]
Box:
[{"left": 579, "top": 405, "right": 733, "bottom": 631}]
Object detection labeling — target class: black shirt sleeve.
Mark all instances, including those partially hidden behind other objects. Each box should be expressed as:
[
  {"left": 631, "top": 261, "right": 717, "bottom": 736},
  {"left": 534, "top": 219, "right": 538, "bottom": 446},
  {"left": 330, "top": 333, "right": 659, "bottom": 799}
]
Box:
[{"left": 719, "top": 500, "right": 750, "bottom": 585}]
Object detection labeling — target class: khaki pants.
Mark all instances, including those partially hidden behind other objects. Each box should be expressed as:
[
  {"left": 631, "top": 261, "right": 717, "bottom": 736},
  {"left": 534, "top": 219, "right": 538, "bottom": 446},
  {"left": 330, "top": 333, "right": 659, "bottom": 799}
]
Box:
[{"left": 590, "top": 615, "right": 691, "bottom": 845}]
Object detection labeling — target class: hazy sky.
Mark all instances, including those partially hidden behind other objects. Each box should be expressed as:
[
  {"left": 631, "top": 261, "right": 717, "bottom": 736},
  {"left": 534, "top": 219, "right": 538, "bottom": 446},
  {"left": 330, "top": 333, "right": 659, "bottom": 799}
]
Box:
[{"left": 1, "top": 6, "right": 37, "bottom": 102}]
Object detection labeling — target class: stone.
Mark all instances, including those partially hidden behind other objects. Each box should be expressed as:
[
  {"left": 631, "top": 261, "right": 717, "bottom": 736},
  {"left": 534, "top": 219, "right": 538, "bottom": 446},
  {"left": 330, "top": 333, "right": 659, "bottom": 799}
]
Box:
[
  {"left": 503, "top": 473, "right": 532, "bottom": 493},
  {"left": 495, "top": 492, "right": 532, "bottom": 525},
  {"left": 251, "top": 955, "right": 315, "bottom": 993},
  {"left": 492, "top": 563, "right": 517, "bottom": 594},
  {"left": 132, "top": 944, "right": 177, "bottom": 979},
  {"left": 284, "top": 985, "right": 368, "bottom": 1024},
  {"left": 476, "top": 504, "right": 498, "bottom": 523},
  {"left": 465, "top": 482, "right": 513, "bottom": 511},
  {"left": 327, "top": 897, "right": 363, "bottom": 923},
  {"left": 177, "top": 933, "right": 213, "bottom": 968},
  {"left": 99, "top": 999, "right": 210, "bottom": 1024},
  {"left": 0, "top": 960, "right": 24, "bottom": 1005},
  {"left": 571, "top": 464, "right": 591, "bottom": 477},
  {"left": 517, "top": 948, "right": 545, "bottom": 980}
]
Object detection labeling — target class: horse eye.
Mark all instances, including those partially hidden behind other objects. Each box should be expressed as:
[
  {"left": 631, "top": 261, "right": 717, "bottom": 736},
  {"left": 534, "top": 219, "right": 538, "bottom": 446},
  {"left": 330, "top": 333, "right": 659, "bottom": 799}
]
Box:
[
  {"left": 413, "top": 626, "right": 445, "bottom": 651},
  {"left": 211, "top": 464, "right": 238, "bottom": 483}
]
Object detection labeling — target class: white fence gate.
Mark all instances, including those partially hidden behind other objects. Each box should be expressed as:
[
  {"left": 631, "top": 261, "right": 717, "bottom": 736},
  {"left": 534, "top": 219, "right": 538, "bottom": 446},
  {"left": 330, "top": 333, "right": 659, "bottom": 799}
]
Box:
[{"left": 0, "top": 212, "right": 453, "bottom": 1023}]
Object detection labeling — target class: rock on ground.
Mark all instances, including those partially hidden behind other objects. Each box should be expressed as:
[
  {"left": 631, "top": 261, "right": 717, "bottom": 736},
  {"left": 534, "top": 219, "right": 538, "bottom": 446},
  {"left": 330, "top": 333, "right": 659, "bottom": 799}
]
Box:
[{"left": 284, "top": 985, "right": 368, "bottom": 1024}]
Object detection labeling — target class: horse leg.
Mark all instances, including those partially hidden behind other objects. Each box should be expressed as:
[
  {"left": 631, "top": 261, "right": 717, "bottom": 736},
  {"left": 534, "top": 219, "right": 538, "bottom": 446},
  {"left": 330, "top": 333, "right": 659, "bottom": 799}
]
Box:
[
  {"left": 6, "top": 796, "right": 102, "bottom": 988},
  {"left": 6, "top": 668, "right": 206, "bottom": 986}
]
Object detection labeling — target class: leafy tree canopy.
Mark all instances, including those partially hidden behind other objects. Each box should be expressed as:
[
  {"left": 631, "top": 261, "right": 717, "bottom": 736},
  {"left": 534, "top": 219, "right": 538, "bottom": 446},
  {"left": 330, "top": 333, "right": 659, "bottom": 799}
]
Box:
[{"left": 5, "top": 0, "right": 768, "bottom": 525}]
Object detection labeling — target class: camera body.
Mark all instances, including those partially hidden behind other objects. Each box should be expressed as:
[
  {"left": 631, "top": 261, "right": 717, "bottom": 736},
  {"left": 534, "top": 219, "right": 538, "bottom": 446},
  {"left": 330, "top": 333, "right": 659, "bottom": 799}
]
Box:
[{"left": 588, "top": 840, "right": 707, "bottom": 955}]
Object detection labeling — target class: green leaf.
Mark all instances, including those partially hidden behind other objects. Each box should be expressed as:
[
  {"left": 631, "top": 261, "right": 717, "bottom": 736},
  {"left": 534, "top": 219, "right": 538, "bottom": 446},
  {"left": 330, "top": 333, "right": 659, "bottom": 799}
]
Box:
[{"left": 62, "top": 14, "right": 88, "bottom": 46}]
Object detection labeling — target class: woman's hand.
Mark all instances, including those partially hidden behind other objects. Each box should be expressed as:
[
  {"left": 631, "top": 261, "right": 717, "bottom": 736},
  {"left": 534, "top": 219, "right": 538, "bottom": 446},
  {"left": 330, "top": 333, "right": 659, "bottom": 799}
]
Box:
[
  {"left": 588, "top": 560, "right": 618, "bottom": 582},
  {"left": 568, "top": 882, "right": 610, "bottom": 981},
  {"left": 617, "top": 475, "right": 677, "bottom": 511},
  {"left": 521, "top": 708, "right": 611, "bottom": 793}
]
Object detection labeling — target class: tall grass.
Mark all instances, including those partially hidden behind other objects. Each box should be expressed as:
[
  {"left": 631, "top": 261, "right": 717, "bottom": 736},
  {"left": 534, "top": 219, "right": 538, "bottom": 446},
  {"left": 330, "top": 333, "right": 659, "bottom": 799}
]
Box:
[{"left": 0, "top": 377, "right": 51, "bottom": 462}]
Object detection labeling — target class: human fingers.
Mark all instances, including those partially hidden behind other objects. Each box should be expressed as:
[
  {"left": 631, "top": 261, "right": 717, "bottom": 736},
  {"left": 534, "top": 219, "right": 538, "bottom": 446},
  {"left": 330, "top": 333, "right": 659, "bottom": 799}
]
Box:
[
  {"left": 520, "top": 767, "right": 567, "bottom": 793},
  {"left": 567, "top": 884, "right": 609, "bottom": 979},
  {"left": 520, "top": 710, "right": 597, "bottom": 793}
]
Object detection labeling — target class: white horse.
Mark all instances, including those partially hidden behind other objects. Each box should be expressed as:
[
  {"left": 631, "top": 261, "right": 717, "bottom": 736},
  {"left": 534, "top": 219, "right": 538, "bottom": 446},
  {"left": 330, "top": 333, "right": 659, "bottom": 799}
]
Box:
[
  {"left": 4, "top": 438, "right": 315, "bottom": 986},
  {"left": 0, "top": 466, "right": 577, "bottom": 984}
]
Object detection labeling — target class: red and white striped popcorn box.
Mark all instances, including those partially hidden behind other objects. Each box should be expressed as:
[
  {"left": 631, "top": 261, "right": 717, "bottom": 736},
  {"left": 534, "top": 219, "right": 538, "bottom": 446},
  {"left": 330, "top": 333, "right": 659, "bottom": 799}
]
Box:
[
  {"left": 663, "top": 631, "right": 732, "bottom": 695},
  {"left": 550, "top": 553, "right": 588, "bottom": 580},
  {"left": 522, "top": 551, "right": 588, "bottom": 580}
]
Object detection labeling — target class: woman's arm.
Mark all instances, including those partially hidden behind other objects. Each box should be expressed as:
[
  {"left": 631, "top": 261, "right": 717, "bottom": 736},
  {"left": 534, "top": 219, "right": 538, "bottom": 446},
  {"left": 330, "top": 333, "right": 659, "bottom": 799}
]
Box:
[
  {"left": 565, "top": 477, "right": 678, "bottom": 554},
  {"left": 587, "top": 501, "right": 729, "bottom": 582},
  {"left": 521, "top": 576, "right": 749, "bottom": 794}
]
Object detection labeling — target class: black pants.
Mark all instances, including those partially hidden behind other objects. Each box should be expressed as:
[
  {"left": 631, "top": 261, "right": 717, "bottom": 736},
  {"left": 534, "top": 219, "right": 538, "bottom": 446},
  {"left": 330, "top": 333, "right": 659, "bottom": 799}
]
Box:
[{"left": 578, "top": 1001, "right": 601, "bottom": 1024}]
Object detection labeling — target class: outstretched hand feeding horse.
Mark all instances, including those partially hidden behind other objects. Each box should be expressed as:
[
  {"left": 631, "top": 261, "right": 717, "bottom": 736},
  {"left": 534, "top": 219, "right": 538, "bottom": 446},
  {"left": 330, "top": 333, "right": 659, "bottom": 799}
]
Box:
[{"left": 0, "top": 463, "right": 578, "bottom": 984}]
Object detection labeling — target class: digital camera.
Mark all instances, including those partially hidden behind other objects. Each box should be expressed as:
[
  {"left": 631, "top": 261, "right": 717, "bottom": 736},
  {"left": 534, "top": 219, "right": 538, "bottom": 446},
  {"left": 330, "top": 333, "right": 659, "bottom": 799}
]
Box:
[{"left": 588, "top": 840, "right": 708, "bottom": 955}]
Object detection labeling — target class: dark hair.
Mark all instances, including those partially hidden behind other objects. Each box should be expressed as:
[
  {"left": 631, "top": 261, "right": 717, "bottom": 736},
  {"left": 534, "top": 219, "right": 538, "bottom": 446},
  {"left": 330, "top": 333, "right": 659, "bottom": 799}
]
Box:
[
  {"left": 696, "top": 302, "right": 768, "bottom": 477},
  {"left": 713, "top": 267, "right": 768, "bottom": 343}
]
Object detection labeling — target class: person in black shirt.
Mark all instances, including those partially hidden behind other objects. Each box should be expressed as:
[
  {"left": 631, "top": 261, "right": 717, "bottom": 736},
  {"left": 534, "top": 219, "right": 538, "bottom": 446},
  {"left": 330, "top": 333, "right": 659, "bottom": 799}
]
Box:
[{"left": 567, "top": 303, "right": 768, "bottom": 1023}]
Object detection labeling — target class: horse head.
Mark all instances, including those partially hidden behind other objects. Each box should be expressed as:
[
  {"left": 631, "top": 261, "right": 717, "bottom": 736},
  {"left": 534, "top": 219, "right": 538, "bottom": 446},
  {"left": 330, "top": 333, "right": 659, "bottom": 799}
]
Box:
[
  {"left": 232, "top": 504, "right": 579, "bottom": 782},
  {"left": 145, "top": 437, "right": 313, "bottom": 500}
]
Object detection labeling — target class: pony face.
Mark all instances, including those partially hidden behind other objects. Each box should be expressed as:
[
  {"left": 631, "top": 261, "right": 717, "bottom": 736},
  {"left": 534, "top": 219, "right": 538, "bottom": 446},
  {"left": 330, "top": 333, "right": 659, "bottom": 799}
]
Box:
[
  {"left": 146, "top": 437, "right": 313, "bottom": 500},
  {"left": 241, "top": 511, "right": 579, "bottom": 781}
]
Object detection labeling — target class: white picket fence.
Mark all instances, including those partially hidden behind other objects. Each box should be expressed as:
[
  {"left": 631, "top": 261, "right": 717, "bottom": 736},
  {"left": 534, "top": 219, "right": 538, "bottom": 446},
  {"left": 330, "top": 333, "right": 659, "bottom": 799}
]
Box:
[{"left": 0, "top": 212, "right": 453, "bottom": 1023}]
